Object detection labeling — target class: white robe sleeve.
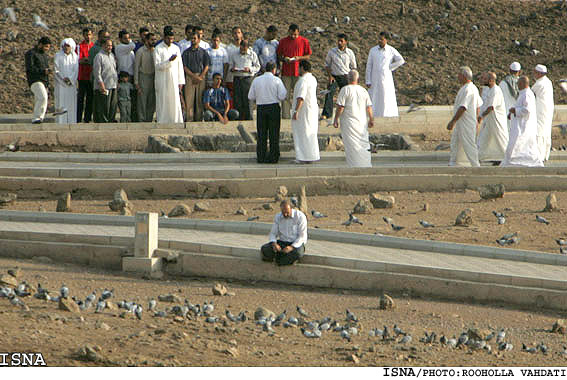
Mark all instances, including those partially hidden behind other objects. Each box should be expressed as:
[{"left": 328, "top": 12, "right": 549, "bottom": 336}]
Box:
[
  {"left": 70, "top": 54, "right": 79, "bottom": 86},
  {"left": 153, "top": 48, "right": 172, "bottom": 71},
  {"left": 295, "top": 77, "right": 307, "bottom": 100},
  {"left": 177, "top": 49, "right": 185, "bottom": 86},
  {"left": 365, "top": 49, "right": 373, "bottom": 86},
  {"left": 389, "top": 47, "right": 405, "bottom": 71},
  {"left": 54, "top": 53, "right": 64, "bottom": 84}
]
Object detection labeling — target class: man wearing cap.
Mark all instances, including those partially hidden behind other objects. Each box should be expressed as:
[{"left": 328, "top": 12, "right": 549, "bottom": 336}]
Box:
[
  {"left": 499, "top": 62, "right": 521, "bottom": 131},
  {"left": 532, "top": 64, "right": 554, "bottom": 162}
]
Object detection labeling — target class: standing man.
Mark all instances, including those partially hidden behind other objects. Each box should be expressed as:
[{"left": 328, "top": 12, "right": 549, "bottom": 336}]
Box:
[
  {"left": 134, "top": 32, "right": 156, "bottom": 122},
  {"left": 190, "top": 26, "right": 210, "bottom": 50},
  {"left": 532, "top": 64, "right": 554, "bottom": 162},
  {"left": 134, "top": 27, "right": 150, "bottom": 52},
  {"left": 203, "top": 73, "right": 239, "bottom": 123},
  {"left": 92, "top": 39, "right": 118, "bottom": 123},
  {"left": 178, "top": 24, "right": 194, "bottom": 54},
  {"left": 499, "top": 61, "right": 521, "bottom": 130},
  {"left": 291, "top": 60, "right": 320, "bottom": 164},
  {"left": 321, "top": 33, "right": 357, "bottom": 120},
  {"left": 446, "top": 66, "right": 483, "bottom": 167},
  {"left": 153, "top": 26, "right": 185, "bottom": 123},
  {"left": 25, "top": 37, "right": 51, "bottom": 124},
  {"left": 230, "top": 39, "right": 259, "bottom": 120},
  {"left": 54, "top": 38, "right": 79, "bottom": 124},
  {"left": 261, "top": 200, "right": 307, "bottom": 266},
  {"left": 88, "top": 29, "right": 110, "bottom": 67},
  {"left": 333, "top": 70, "right": 374, "bottom": 168},
  {"left": 248, "top": 62, "right": 287, "bottom": 163},
  {"left": 253, "top": 25, "right": 279, "bottom": 72},
  {"left": 277, "top": 24, "right": 312, "bottom": 119},
  {"left": 477, "top": 72, "right": 508, "bottom": 165},
  {"left": 76, "top": 28, "right": 94, "bottom": 123},
  {"left": 115, "top": 30, "right": 137, "bottom": 121},
  {"left": 365, "top": 31, "right": 405, "bottom": 118},
  {"left": 225, "top": 27, "right": 243, "bottom": 101},
  {"left": 206, "top": 32, "right": 229, "bottom": 86},
  {"left": 181, "top": 32, "right": 210, "bottom": 121},
  {"left": 501, "top": 76, "right": 543, "bottom": 167}
]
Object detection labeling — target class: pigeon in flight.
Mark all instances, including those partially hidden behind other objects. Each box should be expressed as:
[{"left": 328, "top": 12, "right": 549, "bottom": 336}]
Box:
[
  {"left": 296, "top": 306, "right": 309, "bottom": 318},
  {"left": 536, "top": 215, "right": 550, "bottom": 225},
  {"left": 311, "top": 210, "right": 327, "bottom": 218},
  {"left": 32, "top": 14, "right": 49, "bottom": 30},
  {"left": 419, "top": 220, "right": 434, "bottom": 228},
  {"left": 3, "top": 8, "right": 16, "bottom": 23}
]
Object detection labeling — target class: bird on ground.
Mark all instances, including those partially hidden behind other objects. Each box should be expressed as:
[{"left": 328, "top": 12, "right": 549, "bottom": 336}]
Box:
[
  {"left": 346, "top": 309, "right": 358, "bottom": 322},
  {"left": 237, "top": 311, "right": 247, "bottom": 322},
  {"left": 148, "top": 299, "right": 156, "bottom": 312},
  {"left": 15, "top": 283, "right": 30, "bottom": 297},
  {"left": 447, "top": 336, "right": 457, "bottom": 348},
  {"left": 296, "top": 306, "right": 309, "bottom": 318},
  {"left": 560, "top": 346, "right": 567, "bottom": 356},
  {"left": 399, "top": 334, "right": 412, "bottom": 344},
  {"left": 95, "top": 300, "right": 106, "bottom": 313},
  {"left": 496, "top": 328, "right": 506, "bottom": 343},
  {"left": 75, "top": 7, "right": 85, "bottom": 13},
  {"left": 60, "top": 284, "right": 69, "bottom": 299},
  {"left": 391, "top": 223, "right": 405, "bottom": 231},
  {"left": 340, "top": 329, "right": 351, "bottom": 342},
  {"left": 154, "top": 311, "right": 167, "bottom": 317},
  {"left": 559, "top": 79, "right": 567, "bottom": 94},
  {"left": 501, "top": 232, "right": 518, "bottom": 240},
  {"left": 290, "top": 196, "right": 298, "bottom": 208},
  {"left": 522, "top": 344, "right": 537, "bottom": 353},
  {"left": 382, "top": 325, "right": 390, "bottom": 340},
  {"left": 342, "top": 16, "right": 350, "bottom": 24},
  {"left": 556, "top": 239, "right": 567, "bottom": 246},
  {"left": 383, "top": 216, "right": 394, "bottom": 225},
  {"left": 311, "top": 210, "right": 327, "bottom": 218},
  {"left": 205, "top": 316, "right": 219, "bottom": 323},
  {"left": 457, "top": 332, "right": 469, "bottom": 347},
  {"left": 85, "top": 291, "right": 96, "bottom": 308},
  {"left": 419, "top": 220, "right": 435, "bottom": 228},
  {"left": 301, "top": 328, "right": 320, "bottom": 338},
  {"left": 439, "top": 335, "right": 447, "bottom": 345},
  {"left": 319, "top": 322, "right": 331, "bottom": 331},
  {"left": 134, "top": 304, "right": 143, "bottom": 320},
  {"left": 537, "top": 342, "right": 548, "bottom": 354},
  {"left": 393, "top": 324, "right": 404, "bottom": 336},
  {"left": 560, "top": 247, "right": 567, "bottom": 255},
  {"left": 288, "top": 316, "right": 299, "bottom": 325},
  {"left": 225, "top": 310, "right": 238, "bottom": 322},
  {"left": 536, "top": 215, "right": 550, "bottom": 225},
  {"left": 35, "top": 283, "right": 50, "bottom": 300},
  {"left": 407, "top": 103, "right": 422, "bottom": 113},
  {"left": 275, "top": 310, "right": 287, "bottom": 323},
  {"left": 208, "top": 4, "right": 216, "bottom": 11},
  {"left": 3, "top": 8, "right": 16, "bottom": 22},
  {"left": 492, "top": 211, "right": 505, "bottom": 218},
  {"left": 32, "top": 14, "right": 49, "bottom": 29},
  {"left": 101, "top": 288, "right": 114, "bottom": 300},
  {"left": 203, "top": 301, "right": 214, "bottom": 315},
  {"left": 485, "top": 331, "right": 495, "bottom": 341},
  {"left": 498, "top": 342, "right": 513, "bottom": 351},
  {"left": 159, "top": 210, "right": 168, "bottom": 218},
  {"left": 342, "top": 213, "right": 363, "bottom": 226},
  {"left": 498, "top": 216, "right": 506, "bottom": 225},
  {"left": 247, "top": 216, "right": 259, "bottom": 221}
]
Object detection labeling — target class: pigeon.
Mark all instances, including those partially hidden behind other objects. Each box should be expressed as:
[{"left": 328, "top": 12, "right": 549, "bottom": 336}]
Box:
[
  {"left": 301, "top": 327, "right": 320, "bottom": 338},
  {"left": 226, "top": 310, "right": 238, "bottom": 322},
  {"left": 434, "top": 24, "right": 441, "bottom": 32},
  {"left": 85, "top": 291, "right": 96, "bottom": 308},
  {"left": 499, "top": 342, "right": 513, "bottom": 351},
  {"left": 496, "top": 329, "right": 506, "bottom": 343},
  {"left": 32, "top": 14, "right": 49, "bottom": 30},
  {"left": 537, "top": 342, "right": 548, "bottom": 354},
  {"left": 9, "top": 295, "right": 25, "bottom": 308},
  {"left": 501, "top": 232, "right": 518, "bottom": 240},
  {"left": 347, "top": 326, "right": 358, "bottom": 336},
  {"left": 559, "top": 79, "right": 567, "bottom": 94},
  {"left": 149, "top": 299, "right": 156, "bottom": 312},
  {"left": 340, "top": 329, "right": 351, "bottom": 342},
  {"left": 311, "top": 210, "right": 327, "bottom": 218},
  {"left": 390, "top": 223, "right": 405, "bottom": 231},
  {"left": 75, "top": 7, "right": 85, "bottom": 13},
  {"left": 3, "top": 7, "right": 16, "bottom": 23},
  {"left": 247, "top": 216, "right": 259, "bottom": 221},
  {"left": 393, "top": 324, "right": 404, "bottom": 336},
  {"left": 15, "top": 283, "right": 30, "bottom": 297},
  {"left": 498, "top": 216, "right": 506, "bottom": 225},
  {"left": 522, "top": 344, "right": 537, "bottom": 354},
  {"left": 159, "top": 209, "right": 168, "bottom": 218},
  {"left": 296, "top": 306, "right": 309, "bottom": 318},
  {"left": 342, "top": 16, "right": 350, "bottom": 24},
  {"left": 288, "top": 316, "right": 299, "bottom": 325},
  {"left": 205, "top": 316, "right": 219, "bottom": 323},
  {"left": 439, "top": 335, "right": 447, "bottom": 345},
  {"left": 154, "top": 311, "right": 167, "bottom": 317},
  {"left": 560, "top": 346, "right": 567, "bottom": 356},
  {"left": 307, "top": 321, "right": 319, "bottom": 331},
  {"left": 457, "top": 332, "right": 469, "bottom": 347},
  {"left": 492, "top": 211, "right": 505, "bottom": 218},
  {"left": 382, "top": 325, "right": 390, "bottom": 340},
  {"left": 407, "top": 103, "right": 422, "bottom": 113},
  {"left": 313, "top": 26, "right": 325, "bottom": 33},
  {"left": 333, "top": 323, "right": 344, "bottom": 332},
  {"left": 208, "top": 4, "right": 216, "bottom": 11},
  {"left": 399, "top": 334, "right": 412, "bottom": 344},
  {"left": 95, "top": 300, "right": 106, "bottom": 313},
  {"left": 556, "top": 239, "right": 567, "bottom": 246},
  {"left": 35, "top": 283, "right": 50, "bottom": 300},
  {"left": 531, "top": 49, "right": 540, "bottom": 56},
  {"left": 60, "top": 284, "right": 69, "bottom": 299},
  {"left": 101, "top": 288, "right": 114, "bottom": 301},
  {"left": 342, "top": 213, "right": 363, "bottom": 226},
  {"left": 419, "top": 220, "right": 435, "bottom": 228},
  {"left": 561, "top": 247, "right": 567, "bottom": 255},
  {"left": 203, "top": 301, "right": 214, "bottom": 315},
  {"left": 485, "top": 331, "right": 495, "bottom": 341},
  {"left": 263, "top": 321, "right": 275, "bottom": 334},
  {"left": 319, "top": 322, "right": 331, "bottom": 331},
  {"left": 283, "top": 322, "right": 293, "bottom": 328},
  {"left": 345, "top": 309, "right": 358, "bottom": 322},
  {"left": 290, "top": 196, "right": 298, "bottom": 208},
  {"left": 275, "top": 310, "right": 287, "bottom": 323},
  {"left": 447, "top": 336, "right": 457, "bottom": 348},
  {"left": 536, "top": 215, "right": 550, "bottom": 225},
  {"left": 134, "top": 304, "right": 143, "bottom": 320},
  {"left": 332, "top": 16, "right": 338, "bottom": 24},
  {"left": 383, "top": 216, "right": 394, "bottom": 225},
  {"left": 237, "top": 311, "right": 247, "bottom": 322}
]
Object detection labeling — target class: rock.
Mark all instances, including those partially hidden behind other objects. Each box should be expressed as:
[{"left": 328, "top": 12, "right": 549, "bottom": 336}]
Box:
[
  {"left": 120, "top": 205, "right": 132, "bottom": 216},
  {"left": 544, "top": 193, "right": 558, "bottom": 212},
  {"left": 95, "top": 321, "right": 111, "bottom": 331},
  {"left": 467, "top": 328, "right": 492, "bottom": 341},
  {"left": 434, "top": 143, "right": 450, "bottom": 151},
  {"left": 262, "top": 203, "right": 273, "bottom": 210},
  {"left": 78, "top": 14, "right": 90, "bottom": 24},
  {"left": 551, "top": 319, "right": 566, "bottom": 334},
  {"left": 353, "top": 199, "right": 373, "bottom": 214},
  {"left": 235, "top": 206, "right": 247, "bottom": 216},
  {"left": 455, "top": 208, "right": 473, "bottom": 226},
  {"left": 7, "top": 267, "right": 21, "bottom": 279},
  {"left": 59, "top": 297, "right": 81, "bottom": 313},
  {"left": 275, "top": 185, "right": 288, "bottom": 201},
  {"left": 369, "top": 193, "right": 395, "bottom": 209},
  {"left": 350, "top": 354, "right": 360, "bottom": 363},
  {"left": 224, "top": 347, "right": 239, "bottom": 357},
  {"left": 0, "top": 274, "right": 18, "bottom": 287},
  {"left": 168, "top": 204, "right": 191, "bottom": 217},
  {"left": 0, "top": 192, "right": 17, "bottom": 206},
  {"left": 237, "top": 124, "right": 255, "bottom": 143},
  {"left": 379, "top": 294, "right": 395, "bottom": 310},
  {"left": 145, "top": 135, "right": 181, "bottom": 153},
  {"left": 478, "top": 184, "right": 505, "bottom": 200},
  {"left": 245, "top": 4, "right": 258, "bottom": 14},
  {"left": 167, "top": 135, "right": 194, "bottom": 151},
  {"left": 194, "top": 201, "right": 210, "bottom": 212},
  {"left": 212, "top": 283, "right": 228, "bottom": 296},
  {"left": 324, "top": 136, "right": 344, "bottom": 151},
  {"left": 77, "top": 345, "right": 103, "bottom": 363},
  {"left": 109, "top": 188, "right": 130, "bottom": 211},
  {"left": 105, "top": 301, "right": 118, "bottom": 311},
  {"left": 298, "top": 185, "right": 308, "bottom": 214},
  {"left": 158, "top": 294, "right": 182, "bottom": 303},
  {"left": 32, "top": 256, "right": 53, "bottom": 264},
  {"left": 56, "top": 193, "right": 72, "bottom": 212},
  {"left": 254, "top": 307, "right": 276, "bottom": 320}
]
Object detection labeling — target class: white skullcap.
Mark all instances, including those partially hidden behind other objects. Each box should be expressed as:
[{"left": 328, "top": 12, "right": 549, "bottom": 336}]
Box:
[
  {"left": 509, "top": 62, "right": 521, "bottom": 71},
  {"left": 535, "top": 64, "right": 547, "bottom": 74}
]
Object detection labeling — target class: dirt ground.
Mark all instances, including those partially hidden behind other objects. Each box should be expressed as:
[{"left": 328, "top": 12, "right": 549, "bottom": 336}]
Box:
[
  {"left": 2, "top": 190, "right": 566, "bottom": 255},
  {"left": 0, "top": 0, "right": 566, "bottom": 114}
]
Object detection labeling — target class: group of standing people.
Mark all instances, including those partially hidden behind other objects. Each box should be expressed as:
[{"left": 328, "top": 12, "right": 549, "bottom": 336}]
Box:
[{"left": 447, "top": 62, "right": 555, "bottom": 168}]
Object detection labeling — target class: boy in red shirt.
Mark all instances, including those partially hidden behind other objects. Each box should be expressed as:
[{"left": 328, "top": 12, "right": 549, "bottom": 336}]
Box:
[{"left": 77, "top": 28, "right": 94, "bottom": 122}]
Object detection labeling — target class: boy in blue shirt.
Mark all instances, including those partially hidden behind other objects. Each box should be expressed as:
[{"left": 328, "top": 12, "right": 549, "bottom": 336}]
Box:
[{"left": 203, "top": 72, "right": 239, "bottom": 124}]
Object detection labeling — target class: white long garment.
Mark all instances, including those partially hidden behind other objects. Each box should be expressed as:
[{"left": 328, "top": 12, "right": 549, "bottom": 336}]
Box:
[
  {"left": 477, "top": 85, "right": 508, "bottom": 161},
  {"left": 153, "top": 42, "right": 185, "bottom": 123},
  {"left": 336, "top": 84, "right": 372, "bottom": 168},
  {"left": 532, "top": 75, "right": 554, "bottom": 162},
  {"left": 499, "top": 75, "right": 519, "bottom": 131},
  {"left": 501, "top": 88, "right": 543, "bottom": 167},
  {"left": 365, "top": 44, "right": 404, "bottom": 117},
  {"left": 449, "top": 82, "right": 482, "bottom": 167},
  {"left": 54, "top": 38, "right": 78, "bottom": 124},
  {"left": 291, "top": 72, "right": 320, "bottom": 161}
]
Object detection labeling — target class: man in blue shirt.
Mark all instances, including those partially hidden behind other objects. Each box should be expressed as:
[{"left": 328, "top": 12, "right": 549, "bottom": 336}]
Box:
[{"left": 203, "top": 72, "right": 239, "bottom": 124}]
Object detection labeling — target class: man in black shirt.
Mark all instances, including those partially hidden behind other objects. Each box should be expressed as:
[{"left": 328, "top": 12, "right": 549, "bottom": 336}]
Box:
[
  {"left": 181, "top": 32, "right": 210, "bottom": 121},
  {"left": 25, "top": 37, "right": 51, "bottom": 124}
]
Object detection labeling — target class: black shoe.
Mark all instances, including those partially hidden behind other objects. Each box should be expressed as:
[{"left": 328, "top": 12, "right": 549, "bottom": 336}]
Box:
[{"left": 31, "top": 119, "right": 42, "bottom": 124}]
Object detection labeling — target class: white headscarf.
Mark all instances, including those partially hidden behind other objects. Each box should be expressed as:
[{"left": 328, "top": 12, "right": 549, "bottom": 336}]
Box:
[{"left": 60, "top": 38, "right": 77, "bottom": 54}]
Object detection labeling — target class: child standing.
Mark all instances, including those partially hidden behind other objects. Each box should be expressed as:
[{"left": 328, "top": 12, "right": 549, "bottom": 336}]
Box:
[{"left": 117, "top": 71, "right": 134, "bottom": 122}]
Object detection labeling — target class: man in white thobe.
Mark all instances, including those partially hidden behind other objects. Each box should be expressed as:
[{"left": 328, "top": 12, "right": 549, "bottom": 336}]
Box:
[
  {"left": 447, "top": 66, "right": 483, "bottom": 167},
  {"left": 477, "top": 72, "right": 508, "bottom": 164},
  {"left": 365, "top": 31, "right": 405, "bottom": 117},
  {"left": 501, "top": 76, "right": 543, "bottom": 167},
  {"left": 54, "top": 38, "right": 78, "bottom": 124},
  {"left": 153, "top": 26, "right": 185, "bottom": 123},
  {"left": 333, "top": 70, "right": 374, "bottom": 168},
  {"left": 499, "top": 61, "right": 521, "bottom": 131},
  {"left": 291, "top": 60, "right": 320, "bottom": 163},
  {"left": 532, "top": 64, "right": 554, "bottom": 162}
]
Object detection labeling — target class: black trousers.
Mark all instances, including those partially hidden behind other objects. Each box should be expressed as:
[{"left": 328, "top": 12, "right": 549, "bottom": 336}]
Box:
[
  {"left": 256, "top": 103, "right": 281, "bottom": 163},
  {"left": 321, "top": 74, "right": 348, "bottom": 119},
  {"left": 77, "top": 79, "right": 93, "bottom": 123},
  {"left": 93, "top": 88, "right": 117, "bottom": 123},
  {"left": 261, "top": 240, "right": 305, "bottom": 266},
  {"left": 233, "top": 76, "right": 253, "bottom": 120}
]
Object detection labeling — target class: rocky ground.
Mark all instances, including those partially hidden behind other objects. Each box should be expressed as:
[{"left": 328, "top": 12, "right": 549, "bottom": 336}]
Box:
[{"left": 0, "top": 0, "right": 566, "bottom": 114}]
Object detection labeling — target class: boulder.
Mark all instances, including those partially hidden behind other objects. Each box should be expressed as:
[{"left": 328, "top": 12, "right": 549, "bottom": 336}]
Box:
[
  {"left": 551, "top": 319, "right": 566, "bottom": 334},
  {"left": 145, "top": 135, "right": 181, "bottom": 153},
  {"left": 324, "top": 136, "right": 344, "bottom": 151},
  {"left": 212, "top": 283, "right": 228, "bottom": 296},
  {"left": 262, "top": 203, "right": 273, "bottom": 210},
  {"left": 237, "top": 124, "right": 255, "bottom": 144},
  {"left": 467, "top": 328, "right": 492, "bottom": 341},
  {"left": 455, "top": 208, "right": 473, "bottom": 226},
  {"left": 194, "top": 201, "right": 210, "bottom": 212},
  {"left": 298, "top": 185, "right": 308, "bottom": 214},
  {"left": 478, "top": 184, "right": 505, "bottom": 200},
  {"left": 379, "top": 294, "right": 395, "bottom": 310},
  {"left": 0, "top": 274, "right": 18, "bottom": 287},
  {"left": 59, "top": 297, "right": 81, "bottom": 313},
  {"left": 353, "top": 199, "right": 373, "bottom": 214},
  {"left": 120, "top": 204, "right": 133, "bottom": 216},
  {"left": 0, "top": 192, "right": 17, "bottom": 206},
  {"left": 544, "top": 193, "right": 558, "bottom": 212},
  {"left": 254, "top": 307, "right": 275, "bottom": 320},
  {"left": 369, "top": 193, "right": 395, "bottom": 209},
  {"left": 56, "top": 193, "right": 71, "bottom": 212},
  {"left": 235, "top": 206, "right": 247, "bottom": 216},
  {"left": 168, "top": 135, "right": 194, "bottom": 151},
  {"left": 158, "top": 294, "right": 182, "bottom": 303},
  {"left": 168, "top": 204, "right": 191, "bottom": 217}
]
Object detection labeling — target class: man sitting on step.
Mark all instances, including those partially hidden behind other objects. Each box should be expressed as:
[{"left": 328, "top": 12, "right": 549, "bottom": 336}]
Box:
[{"left": 260, "top": 199, "right": 307, "bottom": 266}]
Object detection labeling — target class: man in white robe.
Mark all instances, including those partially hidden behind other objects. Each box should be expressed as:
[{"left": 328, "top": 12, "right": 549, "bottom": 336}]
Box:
[
  {"left": 291, "top": 60, "right": 320, "bottom": 163},
  {"left": 365, "top": 32, "right": 405, "bottom": 117},
  {"left": 153, "top": 26, "right": 185, "bottom": 123},
  {"left": 333, "top": 70, "right": 373, "bottom": 168},
  {"left": 477, "top": 72, "right": 508, "bottom": 164},
  {"left": 499, "top": 61, "right": 521, "bottom": 131},
  {"left": 532, "top": 64, "right": 554, "bottom": 162},
  {"left": 501, "top": 76, "right": 543, "bottom": 167},
  {"left": 447, "top": 66, "right": 482, "bottom": 167},
  {"left": 54, "top": 38, "right": 78, "bottom": 124}
]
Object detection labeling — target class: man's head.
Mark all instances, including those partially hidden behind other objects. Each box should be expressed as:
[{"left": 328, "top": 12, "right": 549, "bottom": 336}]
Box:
[
  {"left": 38, "top": 37, "right": 51, "bottom": 53},
  {"left": 82, "top": 28, "right": 93, "bottom": 42},
  {"left": 97, "top": 29, "right": 110, "bottom": 44},
  {"left": 102, "top": 39, "right": 113, "bottom": 53},
  {"left": 534, "top": 64, "right": 547, "bottom": 79},
  {"left": 509, "top": 61, "right": 521, "bottom": 76},
  {"left": 299, "top": 60, "right": 311, "bottom": 75},
  {"left": 232, "top": 26, "right": 243, "bottom": 43},
  {"left": 212, "top": 73, "right": 222, "bottom": 88},
  {"left": 190, "top": 32, "right": 200, "bottom": 48},
  {"left": 288, "top": 24, "right": 300, "bottom": 39},
  {"left": 193, "top": 26, "right": 205, "bottom": 41},
  {"left": 266, "top": 25, "right": 277, "bottom": 40},
  {"left": 211, "top": 33, "right": 221, "bottom": 49},
  {"left": 145, "top": 32, "right": 156, "bottom": 48},
  {"left": 347, "top": 69, "right": 359, "bottom": 85},
  {"left": 457, "top": 66, "right": 473, "bottom": 84},
  {"left": 239, "top": 39, "right": 249, "bottom": 54},
  {"left": 139, "top": 27, "right": 149, "bottom": 40},
  {"left": 378, "top": 31, "right": 390, "bottom": 48},
  {"left": 62, "top": 41, "right": 73, "bottom": 55},
  {"left": 118, "top": 30, "right": 130, "bottom": 44},
  {"left": 265, "top": 61, "right": 276, "bottom": 74},
  {"left": 184, "top": 24, "right": 194, "bottom": 39},
  {"left": 280, "top": 200, "right": 292, "bottom": 218},
  {"left": 119, "top": 71, "right": 130, "bottom": 82},
  {"left": 487, "top": 72, "right": 497, "bottom": 87},
  {"left": 337, "top": 33, "right": 348, "bottom": 50},
  {"left": 163, "top": 26, "right": 174, "bottom": 46},
  {"left": 518, "top": 75, "right": 529, "bottom": 90}
]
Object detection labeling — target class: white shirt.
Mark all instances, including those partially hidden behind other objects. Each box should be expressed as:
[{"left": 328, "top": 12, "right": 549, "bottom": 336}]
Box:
[
  {"left": 206, "top": 46, "right": 229, "bottom": 81},
  {"left": 229, "top": 49, "right": 260, "bottom": 77},
  {"left": 114, "top": 41, "right": 136, "bottom": 76},
  {"left": 248, "top": 72, "right": 287, "bottom": 105},
  {"left": 325, "top": 47, "right": 357, "bottom": 76},
  {"left": 179, "top": 39, "right": 210, "bottom": 53},
  {"left": 268, "top": 209, "right": 308, "bottom": 248},
  {"left": 253, "top": 37, "right": 279, "bottom": 69}
]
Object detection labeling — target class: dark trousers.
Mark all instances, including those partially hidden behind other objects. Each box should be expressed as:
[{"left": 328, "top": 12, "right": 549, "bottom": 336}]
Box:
[
  {"left": 256, "top": 103, "right": 281, "bottom": 163},
  {"left": 321, "top": 74, "right": 349, "bottom": 119},
  {"left": 77, "top": 79, "right": 93, "bottom": 123},
  {"left": 233, "top": 76, "right": 253, "bottom": 120},
  {"left": 261, "top": 240, "right": 305, "bottom": 266},
  {"left": 93, "top": 88, "right": 117, "bottom": 123}
]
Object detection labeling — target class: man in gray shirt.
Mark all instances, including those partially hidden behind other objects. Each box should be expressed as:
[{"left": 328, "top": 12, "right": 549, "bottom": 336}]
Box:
[
  {"left": 93, "top": 39, "right": 118, "bottom": 123},
  {"left": 134, "top": 32, "right": 156, "bottom": 122}
]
